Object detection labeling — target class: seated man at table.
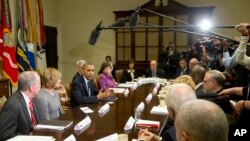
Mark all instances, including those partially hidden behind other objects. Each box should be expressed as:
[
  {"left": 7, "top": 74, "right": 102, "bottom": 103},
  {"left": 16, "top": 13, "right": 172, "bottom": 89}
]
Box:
[
  {"left": 71, "top": 61, "right": 113, "bottom": 107},
  {"left": 138, "top": 83, "right": 197, "bottom": 141},
  {"left": 72, "top": 59, "right": 86, "bottom": 81},
  {"left": 144, "top": 59, "right": 165, "bottom": 78},
  {"left": 138, "top": 99, "right": 228, "bottom": 141},
  {"left": 197, "top": 70, "right": 232, "bottom": 114},
  {"left": 0, "top": 71, "right": 41, "bottom": 140}
]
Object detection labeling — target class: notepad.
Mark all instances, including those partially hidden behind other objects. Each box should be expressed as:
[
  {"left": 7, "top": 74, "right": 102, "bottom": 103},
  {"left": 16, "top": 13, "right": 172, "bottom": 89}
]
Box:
[
  {"left": 96, "top": 133, "right": 118, "bottom": 141},
  {"left": 150, "top": 106, "right": 168, "bottom": 115},
  {"left": 7, "top": 135, "right": 55, "bottom": 141},
  {"left": 35, "top": 120, "right": 73, "bottom": 131}
]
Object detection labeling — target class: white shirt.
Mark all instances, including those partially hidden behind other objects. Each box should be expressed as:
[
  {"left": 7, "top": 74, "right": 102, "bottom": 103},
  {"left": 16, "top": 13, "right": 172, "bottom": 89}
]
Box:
[{"left": 20, "top": 91, "right": 32, "bottom": 119}]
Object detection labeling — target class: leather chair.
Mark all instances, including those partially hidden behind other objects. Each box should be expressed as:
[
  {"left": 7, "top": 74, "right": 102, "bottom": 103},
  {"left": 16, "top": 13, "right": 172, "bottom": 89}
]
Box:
[
  {"left": 115, "top": 69, "right": 123, "bottom": 83},
  {"left": 58, "top": 82, "right": 71, "bottom": 110}
]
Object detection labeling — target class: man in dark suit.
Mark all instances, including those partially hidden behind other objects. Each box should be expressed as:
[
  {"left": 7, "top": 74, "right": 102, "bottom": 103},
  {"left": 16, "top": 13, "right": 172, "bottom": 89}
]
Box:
[
  {"left": 145, "top": 59, "right": 165, "bottom": 78},
  {"left": 196, "top": 70, "right": 232, "bottom": 114},
  {"left": 71, "top": 62, "right": 113, "bottom": 107},
  {"left": 190, "top": 66, "right": 207, "bottom": 94},
  {"left": 0, "top": 71, "right": 41, "bottom": 140},
  {"left": 175, "top": 58, "right": 190, "bottom": 78},
  {"left": 138, "top": 83, "right": 197, "bottom": 141},
  {"left": 72, "top": 59, "right": 86, "bottom": 81}
]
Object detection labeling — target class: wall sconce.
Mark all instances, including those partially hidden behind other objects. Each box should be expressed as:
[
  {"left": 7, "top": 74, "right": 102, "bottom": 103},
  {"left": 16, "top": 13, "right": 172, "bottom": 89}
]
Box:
[{"left": 154, "top": 0, "right": 168, "bottom": 7}]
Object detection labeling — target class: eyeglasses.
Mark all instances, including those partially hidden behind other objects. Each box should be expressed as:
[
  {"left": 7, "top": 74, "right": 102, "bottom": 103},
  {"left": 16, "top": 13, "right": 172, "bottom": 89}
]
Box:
[{"left": 203, "top": 80, "right": 214, "bottom": 83}]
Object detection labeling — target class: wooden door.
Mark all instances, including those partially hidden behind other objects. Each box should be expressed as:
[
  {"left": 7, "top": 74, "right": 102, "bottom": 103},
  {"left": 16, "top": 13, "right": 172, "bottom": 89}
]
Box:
[{"left": 44, "top": 26, "right": 58, "bottom": 68}]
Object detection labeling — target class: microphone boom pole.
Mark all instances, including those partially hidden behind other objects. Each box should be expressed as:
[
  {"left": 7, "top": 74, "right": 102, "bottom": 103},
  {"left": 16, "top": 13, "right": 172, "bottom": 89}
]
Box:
[{"left": 139, "top": 8, "right": 238, "bottom": 42}]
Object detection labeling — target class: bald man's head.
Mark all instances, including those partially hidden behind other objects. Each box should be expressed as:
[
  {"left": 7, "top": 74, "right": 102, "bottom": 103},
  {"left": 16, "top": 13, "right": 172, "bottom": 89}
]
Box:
[{"left": 175, "top": 99, "right": 228, "bottom": 141}]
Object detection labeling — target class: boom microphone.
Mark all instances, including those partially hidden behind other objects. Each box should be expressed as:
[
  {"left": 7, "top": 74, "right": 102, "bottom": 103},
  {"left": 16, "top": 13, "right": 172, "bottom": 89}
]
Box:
[
  {"left": 88, "top": 21, "right": 102, "bottom": 45},
  {"left": 129, "top": 9, "right": 140, "bottom": 30},
  {"left": 111, "top": 17, "right": 130, "bottom": 29}
]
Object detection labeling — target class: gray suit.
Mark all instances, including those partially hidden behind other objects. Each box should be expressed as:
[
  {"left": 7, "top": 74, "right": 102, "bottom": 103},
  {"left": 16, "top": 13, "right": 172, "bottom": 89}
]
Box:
[
  {"left": 0, "top": 90, "right": 40, "bottom": 140},
  {"left": 34, "top": 88, "right": 65, "bottom": 120}
]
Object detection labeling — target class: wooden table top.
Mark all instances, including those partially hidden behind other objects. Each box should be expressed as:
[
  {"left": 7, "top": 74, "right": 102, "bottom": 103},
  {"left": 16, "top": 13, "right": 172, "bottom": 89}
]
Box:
[{"left": 32, "top": 83, "right": 167, "bottom": 141}]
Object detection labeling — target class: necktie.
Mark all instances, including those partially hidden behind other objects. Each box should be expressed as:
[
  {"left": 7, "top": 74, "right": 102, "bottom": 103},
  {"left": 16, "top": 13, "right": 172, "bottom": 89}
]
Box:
[
  {"left": 152, "top": 70, "right": 156, "bottom": 77},
  {"left": 87, "top": 81, "right": 91, "bottom": 97},
  {"left": 29, "top": 99, "right": 37, "bottom": 127}
]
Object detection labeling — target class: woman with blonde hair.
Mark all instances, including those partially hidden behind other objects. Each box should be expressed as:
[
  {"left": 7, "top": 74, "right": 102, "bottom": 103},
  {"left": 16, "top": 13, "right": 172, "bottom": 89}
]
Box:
[
  {"left": 173, "top": 75, "right": 196, "bottom": 91},
  {"left": 34, "top": 68, "right": 65, "bottom": 120}
]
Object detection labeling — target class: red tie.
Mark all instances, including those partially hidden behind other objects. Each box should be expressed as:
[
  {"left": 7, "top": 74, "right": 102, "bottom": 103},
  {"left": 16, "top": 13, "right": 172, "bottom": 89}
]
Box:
[{"left": 29, "top": 99, "right": 37, "bottom": 127}]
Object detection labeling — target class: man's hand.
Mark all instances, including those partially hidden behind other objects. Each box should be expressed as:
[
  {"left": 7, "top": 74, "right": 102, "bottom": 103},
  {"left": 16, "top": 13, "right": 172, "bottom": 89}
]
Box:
[
  {"left": 138, "top": 129, "right": 155, "bottom": 141},
  {"left": 235, "top": 23, "right": 250, "bottom": 36},
  {"left": 97, "top": 89, "right": 111, "bottom": 100}
]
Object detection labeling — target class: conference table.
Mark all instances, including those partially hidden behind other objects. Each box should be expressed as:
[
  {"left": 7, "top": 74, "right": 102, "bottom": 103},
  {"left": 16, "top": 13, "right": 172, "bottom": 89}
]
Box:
[{"left": 33, "top": 83, "right": 168, "bottom": 141}]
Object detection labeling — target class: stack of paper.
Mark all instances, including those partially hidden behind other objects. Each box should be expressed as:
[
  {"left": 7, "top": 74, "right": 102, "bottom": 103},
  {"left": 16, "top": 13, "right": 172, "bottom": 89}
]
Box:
[
  {"left": 109, "top": 88, "right": 125, "bottom": 93},
  {"left": 96, "top": 133, "right": 118, "bottom": 141},
  {"left": 117, "top": 83, "right": 137, "bottom": 90},
  {"left": 7, "top": 135, "right": 55, "bottom": 141},
  {"left": 64, "top": 134, "right": 76, "bottom": 141},
  {"left": 150, "top": 106, "right": 168, "bottom": 115},
  {"left": 135, "top": 119, "right": 160, "bottom": 130},
  {"left": 35, "top": 120, "right": 73, "bottom": 131}
]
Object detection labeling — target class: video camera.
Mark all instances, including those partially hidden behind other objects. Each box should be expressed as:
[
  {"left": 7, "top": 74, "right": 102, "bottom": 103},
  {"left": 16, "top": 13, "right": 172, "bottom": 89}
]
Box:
[{"left": 193, "top": 37, "right": 223, "bottom": 54}]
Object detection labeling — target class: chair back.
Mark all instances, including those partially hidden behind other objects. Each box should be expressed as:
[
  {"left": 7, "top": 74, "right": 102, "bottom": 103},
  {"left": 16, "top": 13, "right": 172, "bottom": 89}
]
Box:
[{"left": 115, "top": 69, "right": 123, "bottom": 83}]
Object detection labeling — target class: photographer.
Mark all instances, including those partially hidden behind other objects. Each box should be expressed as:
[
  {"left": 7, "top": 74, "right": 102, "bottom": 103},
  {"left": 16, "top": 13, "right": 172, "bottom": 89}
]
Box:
[
  {"left": 235, "top": 23, "right": 250, "bottom": 68},
  {"left": 159, "top": 42, "right": 180, "bottom": 79},
  {"left": 198, "top": 38, "right": 224, "bottom": 71}
]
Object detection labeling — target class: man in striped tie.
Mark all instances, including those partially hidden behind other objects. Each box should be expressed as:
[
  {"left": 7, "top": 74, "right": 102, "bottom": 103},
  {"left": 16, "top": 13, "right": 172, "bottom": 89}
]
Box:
[{"left": 0, "top": 71, "right": 41, "bottom": 140}]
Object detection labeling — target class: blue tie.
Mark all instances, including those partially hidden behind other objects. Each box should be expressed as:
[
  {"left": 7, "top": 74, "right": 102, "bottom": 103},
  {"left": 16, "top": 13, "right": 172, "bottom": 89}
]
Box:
[{"left": 87, "top": 81, "right": 91, "bottom": 97}]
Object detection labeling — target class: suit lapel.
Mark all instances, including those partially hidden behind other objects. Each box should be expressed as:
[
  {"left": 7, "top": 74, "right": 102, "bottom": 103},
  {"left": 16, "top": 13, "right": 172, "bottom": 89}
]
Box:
[
  {"left": 80, "top": 77, "right": 89, "bottom": 96},
  {"left": 17, "top": 92, "right": 34, "bottom": 129}
]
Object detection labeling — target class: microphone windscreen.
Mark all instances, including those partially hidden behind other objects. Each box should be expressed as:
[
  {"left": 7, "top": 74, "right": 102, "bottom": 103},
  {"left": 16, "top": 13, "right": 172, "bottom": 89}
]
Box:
[
  {"left": 88, "top": 28, "right": 100, "bottom": 45},
  {"left": 111, "top": 17, "right": 129, "bottom": 28},
  {"left": 88, "top": 21, "right": 102, "bottom": 45},
  {"left": 129, "top": 12, "right": 139, "bottom": 30}
]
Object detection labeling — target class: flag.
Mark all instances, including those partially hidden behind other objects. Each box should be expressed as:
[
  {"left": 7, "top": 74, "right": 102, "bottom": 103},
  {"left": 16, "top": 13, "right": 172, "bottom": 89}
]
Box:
[
  {"left": 25, "top": 0, "right": 36, "bottom": 70},
  {"left": 2, "top": 0, "right": 18, "bottom": 85},
  {"left": 0, "top": 27, "right": 3, "bottom": 60},
  {"left": 2, "top": 27, "right": 18, "bottom": 85},
  {"left": 36, "top": 0, "right": 46, "bottom": 73},
  {"left": 16, "top": 28, "right": 32, "bottom": 72}
]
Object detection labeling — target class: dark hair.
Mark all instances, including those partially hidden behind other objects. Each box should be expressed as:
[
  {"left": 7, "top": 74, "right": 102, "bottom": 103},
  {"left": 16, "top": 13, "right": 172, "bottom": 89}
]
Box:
[
  {"left": 105, "top": 56, "right": 111, "bottom": 60},
  {"left": 128, "top": 58, "right": 134, "bottom": 64},
  {"left": 98, "top": 62, "right": 112, "bottom": 74}
]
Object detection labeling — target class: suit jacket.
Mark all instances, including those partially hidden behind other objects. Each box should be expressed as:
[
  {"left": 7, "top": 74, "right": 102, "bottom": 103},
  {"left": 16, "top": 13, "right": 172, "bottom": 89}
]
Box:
[
  {"left": 196, "top": 89, "right": 232, "bottom": 114},
  {"left": 120, "top": 69, "right": 138, "bottom": 83},
  {"left": 174, "top": 68, "right": 190, "bottom": 78},
  {"left": 71, "top": 76, "right": 99, "bottom": 107},
  {"left": 72, "top": 72, "right": 82, "bottom": 82},
  {"left": 195, "top": 83, "right": 204, "bottom": 94},
  {"left": 0, "top": 90, "right": 40, "bottom": 140},
  {"left": 145, "top": 68, "right": 165, "bottom": 78},
  {"left": 161, "top": 125, "right": 176, "bottom": 141}
]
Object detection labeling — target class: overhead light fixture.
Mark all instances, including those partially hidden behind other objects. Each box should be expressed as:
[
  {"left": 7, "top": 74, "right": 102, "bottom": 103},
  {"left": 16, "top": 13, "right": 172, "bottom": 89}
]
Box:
[{"left": 197, "top": 19, "right": 212, "bottom": 31}]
